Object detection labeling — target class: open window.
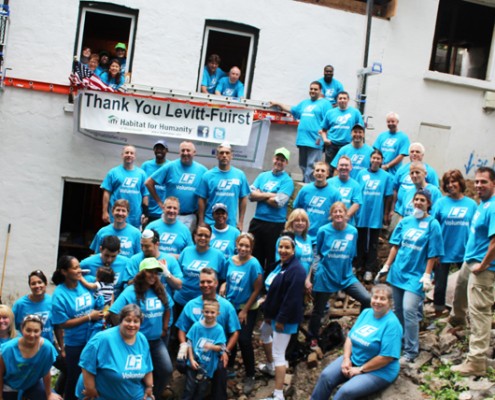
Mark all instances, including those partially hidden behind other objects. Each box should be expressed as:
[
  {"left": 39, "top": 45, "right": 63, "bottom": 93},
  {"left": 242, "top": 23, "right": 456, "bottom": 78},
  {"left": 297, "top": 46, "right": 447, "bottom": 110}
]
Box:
[
  {"left": 430, "top": 0, "right": 495, "bottom": 80},
  {"left": 197, "top": 20, "right": 259, "bottom": 99},
  {"left": 75, "top": 2, "right": 138, "bottom": 78}
]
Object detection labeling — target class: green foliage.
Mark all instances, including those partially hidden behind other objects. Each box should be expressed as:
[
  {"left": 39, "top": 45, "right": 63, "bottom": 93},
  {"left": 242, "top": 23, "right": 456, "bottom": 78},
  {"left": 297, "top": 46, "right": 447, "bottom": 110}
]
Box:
[{"left": 419, "top": 362, "right": 469, "bottom": 400}]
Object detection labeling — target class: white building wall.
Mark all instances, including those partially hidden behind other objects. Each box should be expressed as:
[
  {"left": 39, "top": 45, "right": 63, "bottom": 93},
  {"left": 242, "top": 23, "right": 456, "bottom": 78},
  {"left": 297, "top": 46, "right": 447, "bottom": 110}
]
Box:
[{"left": 1, "top": 0, "right": 494, "bottom": 296}]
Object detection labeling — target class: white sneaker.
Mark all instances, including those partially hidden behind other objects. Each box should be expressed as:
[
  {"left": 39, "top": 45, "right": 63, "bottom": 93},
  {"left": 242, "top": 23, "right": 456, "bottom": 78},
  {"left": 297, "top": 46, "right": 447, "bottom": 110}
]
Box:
[
  {"left": 258, "top": 362, "right": 275, "bottom": 377},
  {"left": 363, "top": 271, "right": 373, "bottom": 282}
]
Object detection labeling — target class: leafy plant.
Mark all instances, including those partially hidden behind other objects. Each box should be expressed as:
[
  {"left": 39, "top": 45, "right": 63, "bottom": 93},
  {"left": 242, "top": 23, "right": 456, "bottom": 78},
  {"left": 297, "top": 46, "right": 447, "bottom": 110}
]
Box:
[{"left": 419, "top": 362, "right": 469, "bottom": 400}]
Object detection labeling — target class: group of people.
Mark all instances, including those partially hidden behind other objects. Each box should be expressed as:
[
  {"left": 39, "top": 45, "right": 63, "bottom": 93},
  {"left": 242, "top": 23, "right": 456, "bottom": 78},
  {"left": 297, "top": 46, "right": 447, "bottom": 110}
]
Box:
[{"left": 200, "top": 54, "right": 245, "bottom": 98}]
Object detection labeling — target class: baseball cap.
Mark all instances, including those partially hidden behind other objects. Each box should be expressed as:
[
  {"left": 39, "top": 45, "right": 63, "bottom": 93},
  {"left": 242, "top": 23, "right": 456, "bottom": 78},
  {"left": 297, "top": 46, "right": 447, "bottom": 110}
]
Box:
[
  {"left": 153, "top": 139, "right": 169, "bottom": 150},
  {"left": 115, "top": 42, "right": 127, "bottom": 50},
  {"left": 139, "top": 257, "right": 164, "bottom": 272},
  {"left": 274, "top": 147, "right": 290, "bottom": 161},
  {"left": 352, "top": 123, "right": 365, "bottom": 131},
  {"left": 212, "top": 203, "right": 228, "bottom": 213}
]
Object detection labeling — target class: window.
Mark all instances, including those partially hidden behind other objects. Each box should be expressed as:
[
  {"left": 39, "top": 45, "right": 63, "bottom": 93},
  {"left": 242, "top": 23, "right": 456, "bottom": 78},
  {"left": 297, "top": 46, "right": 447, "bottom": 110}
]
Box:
[
  {"left": 430, "top": 0, "right": 495, "bottom": 80},
  {"left": 197, "top": 20, "right": 259, "bottom": 98},
  {"left": 75, "top": 2, "right": 138, "bottom": 78}
]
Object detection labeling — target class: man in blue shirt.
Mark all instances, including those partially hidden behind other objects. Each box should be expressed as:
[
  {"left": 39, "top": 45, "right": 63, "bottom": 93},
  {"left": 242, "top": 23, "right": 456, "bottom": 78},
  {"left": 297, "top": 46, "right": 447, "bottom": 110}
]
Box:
[
  {"left": 319, "top": 91, "right": 364, "bottom": 175},
  {"left": 451, "top": 167, "right": 495, "bottom": 377},
  {"left": 146, "top": 141, "right": 207, "bottom": 231},
  {"left": 197, "top": 143, "right": 250, "bottom": 230},
  {"left": 317, "top": 64, "right": 344, "bottom": 106},
  {"left": 215, "top": 66, "right": 244, "bottom": 98},
  {"left": 373, "top": 112, "right": 410, "bottom": 176},
  {"left": 201, "top": 54, "right": 226, "bottom": 94},
  {"left": 270, "top": 82, "right": 331, "bottom": 183},
  {"left": 141, "top": 139, "right": 169, "bottom": 224},
  {"left": 211, "top": 203, "right": 240, "bottom": 259},
  {"left": 249, "top": 147, "right": 294, "bottom": 272}
]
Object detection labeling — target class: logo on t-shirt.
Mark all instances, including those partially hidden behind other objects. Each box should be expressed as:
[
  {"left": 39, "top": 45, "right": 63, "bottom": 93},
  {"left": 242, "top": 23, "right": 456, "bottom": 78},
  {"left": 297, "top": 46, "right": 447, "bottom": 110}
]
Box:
[
  {"left": 122, "top": 177, "right": 139, "bottom": 188},
  {"left": 336, "top": 114, "right": 352, "bottom": 125},
  {"left": 339, "top": 187, "right": 351, "bottom": 197},
  {"left": 365, "top": 180, "right": 380, "bottom": 190},
  {"left": 179, "top": 174, "right": 196, "bottom": 185},
  {"left": 448, "top": 207, "right": 468, "bottom": 218},
  {"left": 75, "top": 293, "right": 92, "bottom": 311},
  {"left": 188, "top": 260, "right": 210, "bottom": 271},
  {"left": 229, "top": 271, "right": 245, "bottom": 285},
  {"left": 120, "top": 237, "right": 133, "bottom": 249},
  {"left": 383, "top": 138, "right": 397, "bottom": 147},
  {"left": 330, "top": 239, "right": 349, "bottom": 252},
  {"left": 146, "top": 297, "right": 162, "bottom": 311},
  {"left": 125, "top": 354, "right": 143, "bottom": 370},
  {"left": 212, "top": 240, "right": 230, "bottom": 251},
  {"left": 263, "top": 181, "right": 278, "bottom": 192},
  {"left": 36, "top": 311, "right": 50, "bottom": 325},
  {"left": 404, "top": 228, "right": 425, "bottom": 242},
  {"left": 160, "top": 233, "right": 178, "bottom": 244},
  {"left": 355, "top": 325, "right": 378, "bottom": 337},
  {"left": 218, "top": 179, "right": 240, "bottom": 190},
  {"left": 309, "top": 196, "right": 326, "bottom": 207},
  {"left": 351, "top": 154, "right": 365, "bottom": 165}
]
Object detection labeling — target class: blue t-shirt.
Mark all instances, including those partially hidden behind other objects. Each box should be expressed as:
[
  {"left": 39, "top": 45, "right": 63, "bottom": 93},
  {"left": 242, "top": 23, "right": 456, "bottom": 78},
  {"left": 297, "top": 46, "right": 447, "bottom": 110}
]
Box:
[
  {"left": 372, "top": 131, "right": 410, "bottom": 176},
  {"left": 196, "top": 166, "right": 250, "bottom": 227},
  {"left": 317, "top": 77, "right": 344, "bottom": 105},
  {"left": 314, "top": 223, "right": 358, "bottom": 293},
  {"left": 52, "top": 282, "right": 95, "bottom": 346},
  {"left": 90, "top": 224, "right": 142, "bottom": 258},
  {"left": 99, "top": 72, "right": 125, "bottom": 90},
  {"left": 321, "top": 107, "right": 363, "bottom": 145},
  {"left": 394, "top": 162, "right": 440, "bottom": 192},
  {"left": 330, "top": 144, "right": 374, "bottom": 179},
  {"left": 150, "top": 159, "right": 207, "bottom": 214},
  {"left": 397, "top": 183, "right": 442, "bottom": 217},
  {"left": 225, "top": 257, "right": 263, "bottom": 309},
  {"left": 76, "top": 327, "right": 153, "bottom": 400},
  {"left": 387, "top": 215, "right": 444, "bottom": 296},
  {"left": 211, "top": 225, "right": 240, "bottom": 259},
  {"left": 0, "top": 338, "right": 57, "bottom": 391},
  {"left": 349, "top": 309, "right": 402, "bottom": 382},
  {"left": 251, "top": 171, "right": 294, "bottom": 223},
  {"left": 175, "top": 294, "right": 241, "bottom": 335},
  {"left": 464, "top": 195, "right": 495, "bottom": 270},
  {"left": 141, "top": 159, "right": 169, "bottom": 217},
  {"left": 202, "top": 66, "right": 226, "bottom": 94},
  {"left": 293, "top": 183, "right": 342, "bottom": 243},
  {"left": 432, "top": 196, "right": 478, "bottom": 263},
  {"left": 101, "top": 165, "right": 149, "bottom": 228},
  {"left": 356, "top": 169, "right": 393, "bottom": 229},
  {"left": 275, "top": 234, "right": 313, "bottom": 275},
  {"left": 174, "top": 246, "right": 226, "bottom": 306},
  {"left": 12, "top": 294, "right": 53, "bottom": 343},
  {"left": 216, "top": 77, "right": 244, "bottom": 97},
  {"left": 146, "top": 218, "right": 193, "bottom": 256},
  {"left": 186, "top": 321, "right": 226, "bottom": 378},
  {"left": 327, "top": 176, "right": 363, "bottom": 226},
  {"left": 291, "top": 98, "right": 331, "bottom": 149},
  {"left": 110, "top": 285, "right": 169, "bottom": 340},
  {"left": 80, "top": 254, "right": 129, "bottom": 296}
]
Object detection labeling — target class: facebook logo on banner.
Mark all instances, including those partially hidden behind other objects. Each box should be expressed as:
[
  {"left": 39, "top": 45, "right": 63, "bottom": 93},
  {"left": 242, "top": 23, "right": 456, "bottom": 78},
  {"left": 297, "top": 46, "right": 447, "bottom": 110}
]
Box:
[
  {"left": 75, "top": 293, "right": 92, "bottom": 311},
  {"left": 366, "top": 180, "right": 380, "bottom": 190},
  {"left": 179, "top": 174, "right": 196, "bottom": 184},
  {"left": 161, "top": 233, "right": 177, "bottom": 244},
  {"left": 331, "top": 240, "right": 348, "bottom": 252},
  {"left": 404, "top": 228, "right": 424, "bottom": 242},
  {"left": 122, "top": 177, "right": 139, "bottom": 188},
  {"left": 125, "top": 354, "right": 143, "bottom": 370},
  {"left": 197, "top": 126, "right": 209, "bottom": 138},
  {"left": 448, "top": 207, "right": 468, "bottom": 218},
  {"left": 309, "top": 196, "right": 326, "bottom": 207},
  {"left": 146, "top": 297, "right": 162, "bottom": 310}
]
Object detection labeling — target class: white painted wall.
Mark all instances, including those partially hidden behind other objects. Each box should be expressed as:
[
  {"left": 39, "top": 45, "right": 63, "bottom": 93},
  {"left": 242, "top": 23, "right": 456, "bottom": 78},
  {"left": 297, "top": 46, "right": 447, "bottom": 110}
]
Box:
[{"left": 1, "top": 0, "right": 494, "bottom": 297}]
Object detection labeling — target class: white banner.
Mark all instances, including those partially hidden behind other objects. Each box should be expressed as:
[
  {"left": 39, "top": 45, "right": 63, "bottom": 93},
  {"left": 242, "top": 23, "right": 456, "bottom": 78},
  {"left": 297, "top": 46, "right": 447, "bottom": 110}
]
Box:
[
  {"left": 74, "top": 94, "right": 270, "bottom": 169},
  {"left": 78, "top": 91, "right": 254, "bottom": 146}
]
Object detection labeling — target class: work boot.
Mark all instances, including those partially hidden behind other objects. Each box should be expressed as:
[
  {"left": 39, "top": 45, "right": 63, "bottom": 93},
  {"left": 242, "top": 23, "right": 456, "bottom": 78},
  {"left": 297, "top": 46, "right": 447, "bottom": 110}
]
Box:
[{"left": 451, "top": 360, "right": 486, "bottom": 377}]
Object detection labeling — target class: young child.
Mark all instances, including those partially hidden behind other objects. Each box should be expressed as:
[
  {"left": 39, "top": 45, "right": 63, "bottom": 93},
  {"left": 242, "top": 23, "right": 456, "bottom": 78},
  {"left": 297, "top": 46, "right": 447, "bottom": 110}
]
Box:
[
  {"left": 182, "top": 299, "right": 226, "bottom": 400},
  {"left": 80, "top": 266, "right": 115, "bottom": 308}
]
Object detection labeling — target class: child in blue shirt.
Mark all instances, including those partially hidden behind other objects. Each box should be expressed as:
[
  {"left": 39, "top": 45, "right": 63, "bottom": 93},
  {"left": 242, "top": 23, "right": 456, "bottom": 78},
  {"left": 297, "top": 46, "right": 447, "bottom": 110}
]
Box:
[{"left": 182, "top": 299, "right": 226, "bottom": 400}]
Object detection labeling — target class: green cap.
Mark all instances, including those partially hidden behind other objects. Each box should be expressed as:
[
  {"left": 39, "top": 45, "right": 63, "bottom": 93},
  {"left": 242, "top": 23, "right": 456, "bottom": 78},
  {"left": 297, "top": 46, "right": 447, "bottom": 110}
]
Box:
[
  {"left": 274, "top": 147, "right": 290, "bottom": 161},
  {"left": 115, "top": 42, "right": 127, "bottom": 50},
  {"left": 139, "top": 257, "right": 164, "bottom": 272}
]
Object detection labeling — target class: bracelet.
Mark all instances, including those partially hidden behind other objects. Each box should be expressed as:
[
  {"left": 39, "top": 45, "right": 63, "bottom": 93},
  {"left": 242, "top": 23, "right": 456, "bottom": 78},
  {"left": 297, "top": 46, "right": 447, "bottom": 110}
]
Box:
[
  {"left": 146, "top": 385, "right": 154, "bottom": 389},
  {"left": 87, "top": 314, "right": 91, "bottom": 322}
]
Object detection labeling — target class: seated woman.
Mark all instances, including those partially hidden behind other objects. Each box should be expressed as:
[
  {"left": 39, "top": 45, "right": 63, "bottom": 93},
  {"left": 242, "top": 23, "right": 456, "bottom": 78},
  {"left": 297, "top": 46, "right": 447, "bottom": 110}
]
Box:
[
  {"left": 76, "top": 304, "right": 154, "bottom": 400},
  {"left": 99, "top": 58, "right": 125, "bottom": 90},
  {"left": 311, "top": 284, "right": 402, "bottom": 400},
  {"left": 0, "top": 314, "right": 62, "bottom": 400}
]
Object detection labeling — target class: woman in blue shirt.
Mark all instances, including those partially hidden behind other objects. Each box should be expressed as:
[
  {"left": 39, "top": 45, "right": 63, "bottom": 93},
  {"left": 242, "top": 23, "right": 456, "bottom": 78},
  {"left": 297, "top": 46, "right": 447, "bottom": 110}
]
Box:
[
  {"left": 0, "top": 305, "right": 17, "bottom": 345},
  {"left": 431, "top": 170, "right": 477, "bottom": 317},
  {"left": 311, "top": 284, "right": 402, "bottom": 400},
  {"left": 51, "top": 256, "right": 104, "bottom": 400},
  {"left": 99, "top": 58, "right": 125, "bottom": 90},
  {"left": 76, "top": 304, "right": 154, "bottom": 400},
  {"left": 220, "top": 233, "right": 263, "bottom": 395},
  {"left": 0, "top": 314, "right": 61, "bottom": 400},
  {"left": 381, "top": 189, "right": 444, "bottom": 362}
]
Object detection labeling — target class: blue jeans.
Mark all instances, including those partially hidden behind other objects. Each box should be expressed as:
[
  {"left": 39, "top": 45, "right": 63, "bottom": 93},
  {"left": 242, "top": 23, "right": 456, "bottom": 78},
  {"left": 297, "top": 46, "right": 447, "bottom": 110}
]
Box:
[
  {"left": 3, "top": 379, "right": 47, "bottom": 400},
  {"left": 392, "top": 286, "right": 423, "bottom": 360},
  {"left": 182, "top": 367, "right": 210, "bottom": 400},
  {"left": 148, "top": 338, "right": 173, "bottom": 398},
  {"left": 65, "top": 344, "right": 85, "bottom": 400},
  {"left": 311, "top": 356, "right": 391, "bottom": 400},
  {"left": 309, "top": 283, "right": 370, "bottom": 338},
  {"left": 298, "top": 146, "right": 321, "bottom": 183}
]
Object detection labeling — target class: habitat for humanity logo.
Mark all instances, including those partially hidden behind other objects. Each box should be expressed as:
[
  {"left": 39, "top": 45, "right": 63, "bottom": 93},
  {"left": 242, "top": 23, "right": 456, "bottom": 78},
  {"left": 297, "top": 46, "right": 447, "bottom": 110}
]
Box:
[{"left": 108, "top": 115, "right": 119, "bottom": 125}]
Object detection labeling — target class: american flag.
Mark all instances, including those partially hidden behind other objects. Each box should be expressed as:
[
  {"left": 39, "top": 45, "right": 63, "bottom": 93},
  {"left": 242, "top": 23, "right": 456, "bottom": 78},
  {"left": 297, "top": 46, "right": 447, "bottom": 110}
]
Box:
[{"left": 69, "top": 60, "right": 117, "bottom": 92}]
